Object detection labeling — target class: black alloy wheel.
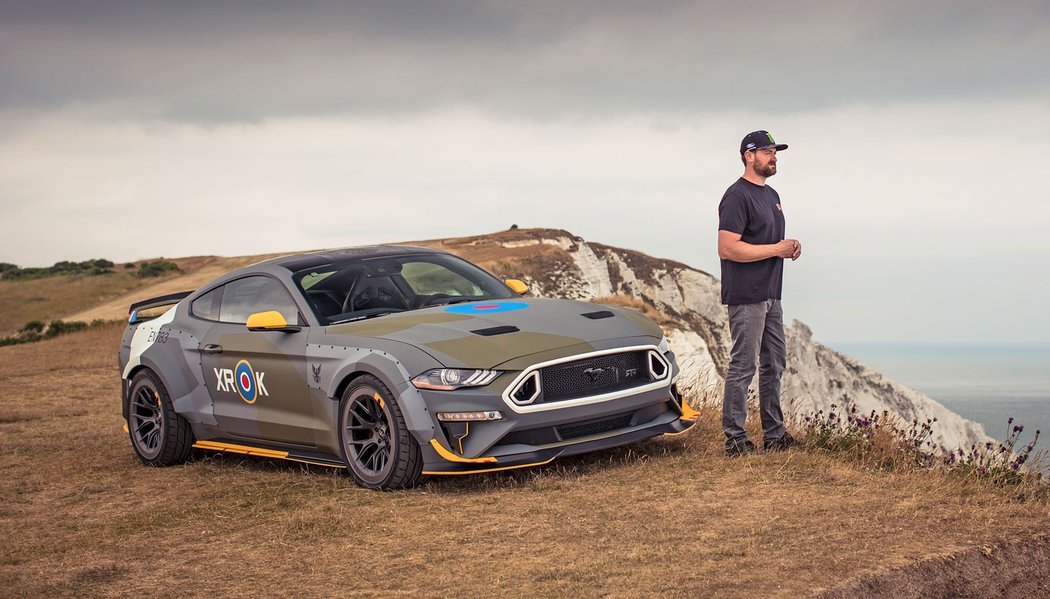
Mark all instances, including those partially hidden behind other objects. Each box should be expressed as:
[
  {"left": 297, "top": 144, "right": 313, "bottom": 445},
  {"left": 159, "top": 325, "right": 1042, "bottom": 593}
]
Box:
[
  {"left": 338, "top": 374, "right": 423, "bottom": 490},
  {"left": 127, "top": 369, "right": 194, "bottom": 466}
]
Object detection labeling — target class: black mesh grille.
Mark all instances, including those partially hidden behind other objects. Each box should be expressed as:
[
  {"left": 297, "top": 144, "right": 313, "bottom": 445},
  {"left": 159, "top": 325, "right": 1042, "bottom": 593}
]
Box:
[
  {"left": 556, "top": 413, "right": 634, "bottom": 440},
  {"left": 539, "top": 350, "right": 651, "bottom": 403}
]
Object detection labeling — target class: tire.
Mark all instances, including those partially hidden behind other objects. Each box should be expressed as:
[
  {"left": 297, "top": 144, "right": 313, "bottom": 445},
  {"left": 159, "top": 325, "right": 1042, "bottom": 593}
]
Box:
[
  {"left": 127, "top": 369, "right": 194, "bottom": 466},
  {"left": 338, "top": 374, "right": 423, "bottom": 490}
]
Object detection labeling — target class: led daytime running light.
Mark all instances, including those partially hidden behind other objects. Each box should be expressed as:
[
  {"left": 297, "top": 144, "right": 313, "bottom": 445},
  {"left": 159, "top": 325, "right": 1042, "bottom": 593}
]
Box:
[{"left": 436, "top": 411, "right": 503, "bottom": 422}]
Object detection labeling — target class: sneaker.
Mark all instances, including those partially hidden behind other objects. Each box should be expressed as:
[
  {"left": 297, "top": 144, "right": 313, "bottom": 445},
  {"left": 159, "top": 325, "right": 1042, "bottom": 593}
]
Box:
[
  {"left": 764, "top": 432, "right": 797, "bottom": 452},
  {"left": 725, "top": 438, "right": 756, "bottom": 457}
]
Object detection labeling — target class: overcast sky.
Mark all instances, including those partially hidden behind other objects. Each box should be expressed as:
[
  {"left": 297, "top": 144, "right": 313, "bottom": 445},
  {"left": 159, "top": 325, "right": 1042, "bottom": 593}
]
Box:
[{"left": 1, "top": 1, "right": 1048, "bottom": 343}]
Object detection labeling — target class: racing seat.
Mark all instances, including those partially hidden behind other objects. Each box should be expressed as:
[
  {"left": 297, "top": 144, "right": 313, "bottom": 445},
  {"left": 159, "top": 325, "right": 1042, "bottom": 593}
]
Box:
[
  {"left": 348, "top": 276, "right": 409, "bottom": 312},
  {"left": 306, "top": 290, "right": 343, "bottom": 319}
]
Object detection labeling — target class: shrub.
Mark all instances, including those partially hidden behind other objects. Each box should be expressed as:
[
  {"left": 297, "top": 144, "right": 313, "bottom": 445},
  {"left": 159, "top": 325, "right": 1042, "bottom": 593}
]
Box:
[
  {"left": 0, "top": 259, "right": 115, "bottom": 280},
  {"left": 797, "top": 404, "right": 1043, "bottom": 489},
  {"left": 21, "top": 321, "right": 45, "bottom": 334},
  {"left": 944, "top": 419, "right": 1043, "bottom": 486},
  {"left": 45, "top": 320, "right": 89, "bottom": 336},
  {"left": 0, "top": 319, "right": 110, "bottom": 346},
  {"left": 136, "top": 260, "right": 180, "bottom": 278}
]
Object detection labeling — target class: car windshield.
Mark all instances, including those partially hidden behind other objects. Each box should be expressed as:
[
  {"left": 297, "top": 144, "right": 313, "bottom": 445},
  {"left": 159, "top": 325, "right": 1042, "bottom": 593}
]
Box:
[{"left": 292, "top": 253, "right": 517, "bottom": 325}]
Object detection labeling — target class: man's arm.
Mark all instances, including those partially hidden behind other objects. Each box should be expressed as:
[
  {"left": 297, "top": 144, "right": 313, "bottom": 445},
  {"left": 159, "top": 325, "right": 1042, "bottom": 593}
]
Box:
[{"left": 718, "top": 230, "right": 800, "bottom": 262}]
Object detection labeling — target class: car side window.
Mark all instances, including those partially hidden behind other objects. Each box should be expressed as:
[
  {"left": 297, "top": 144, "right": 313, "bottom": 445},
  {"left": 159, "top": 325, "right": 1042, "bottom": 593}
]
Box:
[
  {"left": 218, "top": 276, "right": 302, "bottom": 325},
  {"left": 191, "top": 287, "right": 222, "bottom": 321}
]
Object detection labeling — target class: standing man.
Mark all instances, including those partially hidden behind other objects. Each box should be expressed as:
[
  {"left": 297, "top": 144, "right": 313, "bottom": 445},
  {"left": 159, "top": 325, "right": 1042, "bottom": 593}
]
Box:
[{"left": 717, "top": 130, "right": 801, "bottom": 456}]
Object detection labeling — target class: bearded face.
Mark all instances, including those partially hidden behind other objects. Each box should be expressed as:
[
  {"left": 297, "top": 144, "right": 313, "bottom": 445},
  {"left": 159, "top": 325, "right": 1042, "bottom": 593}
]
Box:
[{"left": 750, "top": 148, "right": 777, "bottom": 177}]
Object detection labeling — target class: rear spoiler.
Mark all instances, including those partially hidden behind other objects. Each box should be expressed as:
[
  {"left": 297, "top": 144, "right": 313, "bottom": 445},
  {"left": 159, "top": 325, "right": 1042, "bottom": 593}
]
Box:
[{"left": 128, "top": 291, "right": 193, "bottom": 324}]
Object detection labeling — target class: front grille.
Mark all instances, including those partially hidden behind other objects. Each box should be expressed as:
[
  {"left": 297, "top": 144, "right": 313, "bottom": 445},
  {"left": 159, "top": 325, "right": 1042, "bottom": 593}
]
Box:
[
  {"left": 539, "top": 350, "right": 650, "bottom": 403},
  {"left": 556, "top": 413, "right": 634, "bottom": 440}
]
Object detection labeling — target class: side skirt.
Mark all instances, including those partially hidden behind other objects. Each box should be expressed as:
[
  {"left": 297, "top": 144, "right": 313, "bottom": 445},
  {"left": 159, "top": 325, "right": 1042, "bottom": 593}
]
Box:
[{"left": 192, "top": 439, "right": 346, "bottom": 469}]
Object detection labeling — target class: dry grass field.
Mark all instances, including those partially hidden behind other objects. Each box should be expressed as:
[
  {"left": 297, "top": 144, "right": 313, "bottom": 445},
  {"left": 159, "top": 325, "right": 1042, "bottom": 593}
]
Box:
[{"left": 2, "top": 324, "right": 1048, "bottom": 598}]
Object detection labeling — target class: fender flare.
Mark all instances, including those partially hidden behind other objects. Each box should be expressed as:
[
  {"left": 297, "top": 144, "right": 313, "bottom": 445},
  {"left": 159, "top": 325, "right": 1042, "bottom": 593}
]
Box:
[{"left": 326, "top": 353, "right": 437, "bottom": 444}]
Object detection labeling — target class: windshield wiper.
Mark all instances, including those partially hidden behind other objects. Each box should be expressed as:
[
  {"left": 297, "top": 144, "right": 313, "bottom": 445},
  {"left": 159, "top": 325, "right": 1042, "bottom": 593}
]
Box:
[
  {"left": 330, "top": 311, "right": 398, "bottom": 325},
  {"left": 430, "top": 297, "right": 488, "bottom": 308},
  {"left": 445, "top": 297, "right": 480, "bottom": 305}
]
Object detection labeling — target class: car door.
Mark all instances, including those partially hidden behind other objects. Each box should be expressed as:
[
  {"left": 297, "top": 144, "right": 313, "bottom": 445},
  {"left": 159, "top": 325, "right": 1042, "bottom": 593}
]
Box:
[{"left": 197, "top": 275, "right": 322, "bottom": 447}]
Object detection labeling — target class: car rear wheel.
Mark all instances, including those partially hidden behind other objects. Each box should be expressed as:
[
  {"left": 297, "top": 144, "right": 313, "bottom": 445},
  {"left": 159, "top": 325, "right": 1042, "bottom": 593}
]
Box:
[
  {"left": 127, "top": 369, "right": 194, "bottom": 466},
  {"left": 338, "top": 374, "right": 423, "bottom": 490}
]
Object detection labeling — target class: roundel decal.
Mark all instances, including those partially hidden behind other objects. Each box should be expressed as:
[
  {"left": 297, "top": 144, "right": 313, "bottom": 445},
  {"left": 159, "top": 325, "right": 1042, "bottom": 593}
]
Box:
[
  {"left": 444, "top": 301, "right": 529, "bottom": 315},
  {"left": 234, "top": 359, "right": 258, "bottom": 404}
]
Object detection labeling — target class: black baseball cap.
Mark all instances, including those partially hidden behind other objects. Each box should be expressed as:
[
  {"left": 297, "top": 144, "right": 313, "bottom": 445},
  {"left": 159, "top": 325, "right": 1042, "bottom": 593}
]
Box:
[{"left": 740, "top": 130, "right": 788, "bottom": 154}]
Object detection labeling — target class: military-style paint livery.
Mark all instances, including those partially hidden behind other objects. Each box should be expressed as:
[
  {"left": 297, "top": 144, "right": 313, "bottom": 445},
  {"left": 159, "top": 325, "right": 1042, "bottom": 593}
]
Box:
[{"left": 118, "top": 246, "right": 696, "bottom": 489}]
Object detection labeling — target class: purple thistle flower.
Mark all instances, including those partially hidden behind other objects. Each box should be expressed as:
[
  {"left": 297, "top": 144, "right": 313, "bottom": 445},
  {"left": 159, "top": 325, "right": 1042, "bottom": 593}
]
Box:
[{"left": 1008, "top": 417, "right": 1014, "bottom": 424}]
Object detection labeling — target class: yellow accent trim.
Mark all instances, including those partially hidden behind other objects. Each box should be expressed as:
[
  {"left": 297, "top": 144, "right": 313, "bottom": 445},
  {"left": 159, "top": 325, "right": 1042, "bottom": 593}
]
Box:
[
  {"left": 504, "top": 278, "right": 529, "bottom": 295},
  {"left": 422, "top": 455, "right": 557, "bottom": 476},
  {"left": 662, "top": 424, "right": 697, "bottom": 437},
  {"left": 456, "top": 422, "right": 469, "bottom": 454},
  {"left": 373, "top": 392, "right": 384, "bottom": 410},
  {"left": 680, "top": 399, "right": 700, "bottom": 422},
  {"left": 246, "top": 310, "right": 289, "bottom": 330},
  {"left": 429, "top": 438, "right": 497, "bottom": 464},
  {"left": 193, "top": 440, "right": 289, "bottom": 459},
  {"left": 122, "top": 422, "right": 129, "bottom": 433}
]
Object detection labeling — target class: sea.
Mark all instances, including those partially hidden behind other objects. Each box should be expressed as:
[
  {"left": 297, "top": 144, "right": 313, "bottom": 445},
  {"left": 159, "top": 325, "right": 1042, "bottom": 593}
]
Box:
[{"left": 828, "top": 343, "right": 1050, "bottom": 461}]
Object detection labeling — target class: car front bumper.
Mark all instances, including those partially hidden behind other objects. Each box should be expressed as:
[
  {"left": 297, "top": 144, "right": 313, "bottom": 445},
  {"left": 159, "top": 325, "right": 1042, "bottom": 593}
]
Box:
[{"left": 418, "top": 382, "right": 697, "bottom": 475}]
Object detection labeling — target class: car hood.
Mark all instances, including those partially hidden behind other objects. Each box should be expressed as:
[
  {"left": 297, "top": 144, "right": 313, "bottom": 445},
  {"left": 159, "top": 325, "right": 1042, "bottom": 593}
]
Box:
[{"left": 324, "top": 298, "right": 664, "bottom": 369}]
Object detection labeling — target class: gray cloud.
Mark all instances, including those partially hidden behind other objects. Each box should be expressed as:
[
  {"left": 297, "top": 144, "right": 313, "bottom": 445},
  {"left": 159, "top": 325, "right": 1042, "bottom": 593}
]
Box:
[{"left": 1, "top": 0, "right": 1047, "bottom": 123}]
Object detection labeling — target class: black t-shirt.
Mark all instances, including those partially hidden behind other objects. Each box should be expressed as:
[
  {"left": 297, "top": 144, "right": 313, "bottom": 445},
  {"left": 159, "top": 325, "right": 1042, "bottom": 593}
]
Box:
[{"left": 717, "top": 178, "right": 785, "bottom": 305}]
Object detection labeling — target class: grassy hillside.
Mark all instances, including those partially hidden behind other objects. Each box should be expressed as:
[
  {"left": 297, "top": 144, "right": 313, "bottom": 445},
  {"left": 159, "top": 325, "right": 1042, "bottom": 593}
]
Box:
[
  {"left": 1, "top": 229, "right": 1047, "bottom": 596},
  {"left": 0, "top": 254, "right": 295, "bottom": 336},
  {"left": 0, "top": 325, "right": 1047, "bottom": 597}
]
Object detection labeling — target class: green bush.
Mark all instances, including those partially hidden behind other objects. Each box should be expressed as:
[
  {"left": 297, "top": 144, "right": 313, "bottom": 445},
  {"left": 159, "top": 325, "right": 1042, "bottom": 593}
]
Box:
[
  {"left": 0, "top": 319, "right": 110, "bottom": 346},
  {"left": 0, "top": 259, "right": 116, "bottom": 280},
  {"left": 21, "top": 321, "right": 45, "bottom": 334},
  {"left": 46, "top": 320, "right": 89, "bottom": 336},
  {"left": 136, "top": 260, "right": 180, "bottom": 278}
]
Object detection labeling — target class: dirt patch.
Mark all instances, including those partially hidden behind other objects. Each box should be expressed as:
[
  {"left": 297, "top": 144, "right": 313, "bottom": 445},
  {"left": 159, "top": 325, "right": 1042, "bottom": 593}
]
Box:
[{"left": 818, "top": 534, "right": 1050, "bottom": 598}]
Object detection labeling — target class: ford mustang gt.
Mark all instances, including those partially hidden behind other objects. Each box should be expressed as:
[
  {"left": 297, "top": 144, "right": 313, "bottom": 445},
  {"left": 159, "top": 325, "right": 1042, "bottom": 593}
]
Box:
[{"left": 119, "top": 245, "right": 697, "bottom": 489}]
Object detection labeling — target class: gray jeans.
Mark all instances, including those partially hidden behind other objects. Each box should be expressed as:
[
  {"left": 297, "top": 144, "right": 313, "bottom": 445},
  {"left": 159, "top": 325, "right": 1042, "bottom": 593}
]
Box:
[{"left": 722, "top": 299, "right": 787, "bottom": 446}]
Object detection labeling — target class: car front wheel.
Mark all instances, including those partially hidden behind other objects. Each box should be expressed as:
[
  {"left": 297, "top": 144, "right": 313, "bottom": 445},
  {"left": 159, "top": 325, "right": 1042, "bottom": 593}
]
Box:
[{"left": 338, "top": 374, "right": 423, "bottom": 490}]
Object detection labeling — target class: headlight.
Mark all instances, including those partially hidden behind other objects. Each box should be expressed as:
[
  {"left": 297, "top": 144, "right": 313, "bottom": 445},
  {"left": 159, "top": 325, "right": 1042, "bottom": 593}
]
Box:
[
  {"left": 411, "top": 369, "right": 503, "bottom": 391},
  {"left": 658, "top": 335, "right": 670, "bottom": 354}
]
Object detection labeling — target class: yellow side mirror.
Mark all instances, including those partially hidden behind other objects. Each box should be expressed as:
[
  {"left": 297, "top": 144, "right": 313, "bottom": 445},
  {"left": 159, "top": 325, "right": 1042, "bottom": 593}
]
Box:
[
  {"left": 246, "top": 311, "right": 301, "bottom": 333},
  {"left": 504, "top": 279, "right": 529, "bottom": 295}
]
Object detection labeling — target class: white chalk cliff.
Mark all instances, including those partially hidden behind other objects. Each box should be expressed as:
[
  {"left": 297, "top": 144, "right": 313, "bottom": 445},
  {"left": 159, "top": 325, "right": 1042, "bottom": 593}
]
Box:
[{"left": 478, "top": 230, "right": 989, "bottom": 451}]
